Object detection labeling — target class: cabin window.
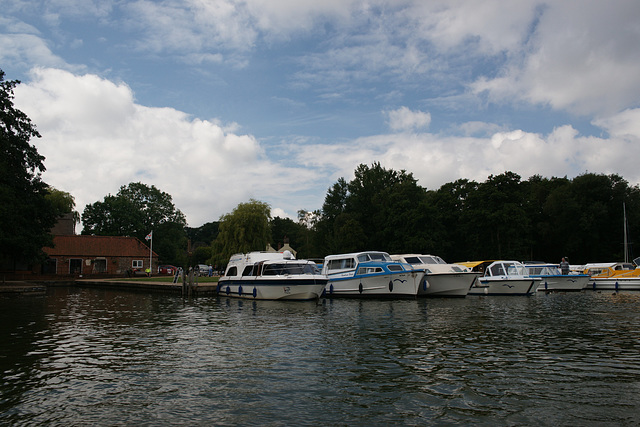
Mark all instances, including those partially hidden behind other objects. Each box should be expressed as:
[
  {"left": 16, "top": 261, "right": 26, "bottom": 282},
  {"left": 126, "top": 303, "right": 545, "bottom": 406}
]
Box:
[
  {"left": 404, "top": 257, "right": 421, "bottom": 264},
  {"left": 357, "top": 267, "right": 383, "bottom": 275},
  {"left": 419, "top": 256, "right": 439, "bottom": 264},
  {"left": 242, "top": 265, "right": 253, "bottom": 276},
  {"left": 263, "top": 263, "right": 316, "bottom": 275},
  {"left": 388, "top": 265, "right": 403, "bottom": 271},
  {"left": 225, "top": 266, "right": 238, "bottom": 277},
  {"left": 327, "top": 258, "right": 355, "bottom": 271},
  {"left": 132, "top": 260, "right": 143, "bottom": 269},
  {"left": 451, "top": 266, "right": 464, "bottom": 272}
]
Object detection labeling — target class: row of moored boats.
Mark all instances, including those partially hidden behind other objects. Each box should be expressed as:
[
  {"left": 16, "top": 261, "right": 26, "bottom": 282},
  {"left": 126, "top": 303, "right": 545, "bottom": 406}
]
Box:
[{"left": 216, "top": 251, "right": 640, "bottom": 300}]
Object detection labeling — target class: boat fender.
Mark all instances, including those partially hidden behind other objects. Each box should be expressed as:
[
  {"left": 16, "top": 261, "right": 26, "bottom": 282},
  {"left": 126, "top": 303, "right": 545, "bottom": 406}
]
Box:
[
  {"left": 253, "top": 287, "right": 257, "bottom": 298},
  {"left": 615, "top": 281, "right": 619, "bottom": 290},
  {"left": 423, "top": 280, "right": 428, "bottom": 291},
  {"left": 238, "top": 285, "right": 243, "bottom": 296},
  {"left": 388, "top": 281, "right": 393, "bottom": 292},
  {"left": 329, "top": 284, "right": 334, "bottom": 294},
  {"left": 484, "top": 287, "right": 488, "bottom": 295},
  {"left": 592, "top": 282, "right": 596, "bottom": 290},
  {"left": 358, "top": 283, "right": 363, "bottom": 294},
  {"left": 226, "top": 286, "right": 231, "bottom": 295},
  {"left": 544, "top": 281, "right": 548, "bottom": 290},
  {"left": 217, "top": 283, "right": 222, "bottom": 293}
]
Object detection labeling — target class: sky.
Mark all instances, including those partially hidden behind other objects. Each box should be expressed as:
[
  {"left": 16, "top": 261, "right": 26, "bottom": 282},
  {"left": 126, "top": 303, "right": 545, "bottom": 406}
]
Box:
[{"left": 2, "top": 0, "right": 640, "bottom": 228}]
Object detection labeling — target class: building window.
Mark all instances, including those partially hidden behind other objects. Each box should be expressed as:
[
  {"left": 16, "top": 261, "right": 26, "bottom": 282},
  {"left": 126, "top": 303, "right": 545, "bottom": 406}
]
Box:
[
  {"left": 70, "top": 258, "right": 82, "bottom": 274},
  {"left": 42, "top": 258, "right": 57, "bottom": 274},
  {"left": 93, "top": 259, "right": 107, "bottom": 273},
  {"left": 132, "top": 260, "right": 143, "bottom": 269}
]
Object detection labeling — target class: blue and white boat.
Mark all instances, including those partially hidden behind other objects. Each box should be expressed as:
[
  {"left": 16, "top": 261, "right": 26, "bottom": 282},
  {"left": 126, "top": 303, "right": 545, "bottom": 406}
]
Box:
[
  {"left": 217, "top": 251, "right": 327, "bottom": 300},
  {"left": 524, "top": 263, "right": 589, "bottom": 292},
  {"left": 322, "top": 251, "right": 425, "bottom": 298},
  {"left": 467, "top": 260, "right": 538, "bottom": 296}
]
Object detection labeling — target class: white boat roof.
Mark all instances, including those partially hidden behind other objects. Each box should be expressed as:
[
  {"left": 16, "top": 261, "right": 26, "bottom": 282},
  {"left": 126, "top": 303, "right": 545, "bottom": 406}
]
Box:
[
  {"left": 391, "top": 254, "right": 446, "bottom": 263},
  {"left": 228, "top": 251, "right": 296, "bottom": 264},
  {"left": 324, "top": 251, "right": 389, "bottom": 261},
  {"left": 582, "top": 262, "right": 620, "bottom": 269}
]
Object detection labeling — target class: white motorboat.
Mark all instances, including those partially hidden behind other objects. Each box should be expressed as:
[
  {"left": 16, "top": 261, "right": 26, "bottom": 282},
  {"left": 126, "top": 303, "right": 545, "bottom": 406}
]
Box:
[
  {"left": 322, "top": 251, "right": 425, "bottom": 298},
  {"left": 217, "top": 251, "right": 327, "bottom": 300},
  {"left": 465, "top": 260, "right": 538, "bottom": 295},
  {"left": 390, "top": 254, "right": 478, "bottom": 297},
  {"left": 524, "top": 263, "right": 589, "bottom": 292}
]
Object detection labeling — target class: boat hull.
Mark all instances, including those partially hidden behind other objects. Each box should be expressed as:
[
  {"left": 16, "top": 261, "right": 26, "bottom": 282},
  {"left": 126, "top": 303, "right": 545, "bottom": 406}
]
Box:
[
  {"left": 586, "top": 277, "right": 640, "bottom": 291},
  {"left": 468, "top": 278, "right": 538, "bottom": 296},
  {"left": 536, "top": 275, "right": 589, "bottom": 292},
  {"left": 325, "top": 271, "right": 423, "bottom": 298},
  {"left": 217, "top": 277, "right": 327, "bottom": 300},
  {"left": 419, "top": 272, "right": 478, "bottom": 297}
]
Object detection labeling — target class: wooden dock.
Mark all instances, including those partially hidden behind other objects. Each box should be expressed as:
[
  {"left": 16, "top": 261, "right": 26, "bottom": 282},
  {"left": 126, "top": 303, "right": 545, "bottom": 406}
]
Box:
[
  {"left": 0, "top": 278, "right": 219, "bottom": 296},
  {"left": 75, "top": 278, "right": 219, "bottom": 295}
]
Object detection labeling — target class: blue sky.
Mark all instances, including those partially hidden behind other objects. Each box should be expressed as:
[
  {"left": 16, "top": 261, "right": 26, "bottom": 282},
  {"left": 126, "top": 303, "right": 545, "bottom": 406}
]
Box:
[{"left": 2, "top": 1, "right": 640, "bottom": 227}]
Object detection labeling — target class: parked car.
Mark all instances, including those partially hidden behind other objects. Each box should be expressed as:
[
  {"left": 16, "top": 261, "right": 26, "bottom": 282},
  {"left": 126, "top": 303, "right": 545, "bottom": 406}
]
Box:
[
  {"left": 158, "top": 265, "right": 178, "bottom": 275},
  {"left": 197, "top": 264, "right": 211, "bottom": 275}
]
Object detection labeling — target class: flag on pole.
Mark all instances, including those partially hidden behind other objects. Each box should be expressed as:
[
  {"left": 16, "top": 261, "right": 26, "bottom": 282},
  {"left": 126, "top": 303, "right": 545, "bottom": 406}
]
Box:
[{"left": 145, "top": 231, "right": 152, "bottom": 241}]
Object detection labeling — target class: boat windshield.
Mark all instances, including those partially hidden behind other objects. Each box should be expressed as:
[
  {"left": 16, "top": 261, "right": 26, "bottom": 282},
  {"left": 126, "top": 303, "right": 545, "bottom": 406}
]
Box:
[
  {"left": 505, "top": 263, "right": 527, "bottom": 276},
  {"left": 358, "top": 252, "right": 392, "bottom": 262},
  {"left": 527, "top": 265, "right": 560, "bottom": 275},
  {"left": 489, "top": 262, "right": 526, "bottom": 277},
  {"left": 419, "top": 255, "right": 446, "bottom": 264},
  {"left": 262, "top": 263, "right": 320, "bottom": 275}
]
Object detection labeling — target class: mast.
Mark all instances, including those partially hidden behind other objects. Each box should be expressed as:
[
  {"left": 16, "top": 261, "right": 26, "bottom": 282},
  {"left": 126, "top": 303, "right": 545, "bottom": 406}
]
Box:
[{"left": 623, "top": 203, "right": 628, "bottom": 264}]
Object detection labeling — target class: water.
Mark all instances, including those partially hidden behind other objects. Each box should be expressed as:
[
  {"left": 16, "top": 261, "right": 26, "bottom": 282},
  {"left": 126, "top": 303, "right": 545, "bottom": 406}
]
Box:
[{"left": 1, "top": 288, "right": 640, "bottom": 426}]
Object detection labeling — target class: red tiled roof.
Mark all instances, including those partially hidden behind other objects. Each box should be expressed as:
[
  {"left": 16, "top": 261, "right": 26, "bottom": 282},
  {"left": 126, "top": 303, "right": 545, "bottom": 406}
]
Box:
[{"left": 44, "top": 235, "right": 158, "bottom": 258}]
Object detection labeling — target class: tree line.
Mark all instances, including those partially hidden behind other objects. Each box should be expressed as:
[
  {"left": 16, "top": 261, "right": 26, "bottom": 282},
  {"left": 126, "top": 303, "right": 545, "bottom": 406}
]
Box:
[{"left": 2, "top": 68, "right": 638, "bottom": 271}]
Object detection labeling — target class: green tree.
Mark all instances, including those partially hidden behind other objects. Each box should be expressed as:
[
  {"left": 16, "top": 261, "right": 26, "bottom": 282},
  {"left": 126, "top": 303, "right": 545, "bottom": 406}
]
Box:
[
  {"left": 210, "top": 199, "right": 272, "bottom": 267},
  {"left": 315, "top": 178, "right": 350, "bottom": 254},
  {"left": 45, "top": 187, "right": 80, "bottom": 224},
  {"left": 81, "top": 182, "right": 187, "bottom": 265},
  {"left": 0, "top": 69, "right": 58, "bottom": 267},
  {"left": 427, "top": 178, "right": 479, "bottom": 261}
]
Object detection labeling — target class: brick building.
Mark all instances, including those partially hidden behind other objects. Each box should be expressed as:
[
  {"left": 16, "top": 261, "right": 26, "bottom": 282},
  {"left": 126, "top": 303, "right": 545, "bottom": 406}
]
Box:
[{"left": 43, "top": 235, "right": 158, "bottom": 277}]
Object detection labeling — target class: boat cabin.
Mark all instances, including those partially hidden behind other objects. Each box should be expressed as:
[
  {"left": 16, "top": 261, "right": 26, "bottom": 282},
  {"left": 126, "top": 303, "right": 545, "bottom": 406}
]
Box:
[
  {"left": 322, "top": 251, "right": 413, "bottom": 276},
  {"left": 392, "top": 254, "right": 468, "bottom": 274},
  {"left": 484, "top": 261, "right": 528, "bottom": 278},
  {"left": 525, "top": 264, "right": 562, "bottom": 277},
  {"left": 582, "top": 262, "right": 639, "bottom": 278},
  {"left": 224, "top": 251, "right": 321, "bottom": 278}
]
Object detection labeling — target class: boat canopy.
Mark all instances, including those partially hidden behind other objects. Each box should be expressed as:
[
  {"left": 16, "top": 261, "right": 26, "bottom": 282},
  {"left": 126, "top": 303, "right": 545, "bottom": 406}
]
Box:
[
  {"left": 525, "top": 264, "right": 562, "bottom": 276},
  {"left": 484, "top": 261, "right": 528, "bottom": 277}
]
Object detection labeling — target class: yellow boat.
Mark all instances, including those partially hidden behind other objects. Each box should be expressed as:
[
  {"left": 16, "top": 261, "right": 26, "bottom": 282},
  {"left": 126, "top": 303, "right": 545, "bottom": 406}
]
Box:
[{"left": 582, "top": 262, "right": 640, "bottom": 290}]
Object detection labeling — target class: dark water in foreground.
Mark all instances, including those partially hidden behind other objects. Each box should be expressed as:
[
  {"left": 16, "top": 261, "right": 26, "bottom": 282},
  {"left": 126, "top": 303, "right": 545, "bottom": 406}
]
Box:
[{"left": 1, "top": 288, "right": 640, "bottom": 426}]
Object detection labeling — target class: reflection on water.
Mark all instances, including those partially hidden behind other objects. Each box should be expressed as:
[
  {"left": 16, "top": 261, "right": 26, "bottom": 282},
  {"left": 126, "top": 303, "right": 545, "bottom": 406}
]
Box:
[{"left": 1, "top": 288, "right": 640, "bottom": 425}]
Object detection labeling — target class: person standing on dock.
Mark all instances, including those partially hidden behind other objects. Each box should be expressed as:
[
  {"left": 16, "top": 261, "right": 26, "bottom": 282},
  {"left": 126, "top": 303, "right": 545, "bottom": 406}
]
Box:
[{"left": 560, "top": 257, "right": 570, "bottom": 275}]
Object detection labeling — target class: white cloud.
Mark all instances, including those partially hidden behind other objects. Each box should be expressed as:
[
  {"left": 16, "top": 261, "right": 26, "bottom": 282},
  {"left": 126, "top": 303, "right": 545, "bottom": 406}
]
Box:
[
  {"left": 593, "top": 108, "right": 640, "bottom": 138},
  {"left": 386, "top": 107, "right": 431, "bottom": 132},
  {"left": 470, "top": 1, "right": 640, "bottom": 116},
  {"left": 0, "top": 32, "right": 79, "bottom": 72},
  {"left": 13, "top": 68, "right": 325, "bottom": 226},
  {"left": 293, "top": 122, "right": 640, "bottom": 192}
]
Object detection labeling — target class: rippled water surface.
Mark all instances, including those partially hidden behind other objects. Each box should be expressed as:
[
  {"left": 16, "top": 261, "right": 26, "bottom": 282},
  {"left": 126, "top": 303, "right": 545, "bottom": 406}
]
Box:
[{"left": 2, "top": 288, "right": 640, "bottom": 426}]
